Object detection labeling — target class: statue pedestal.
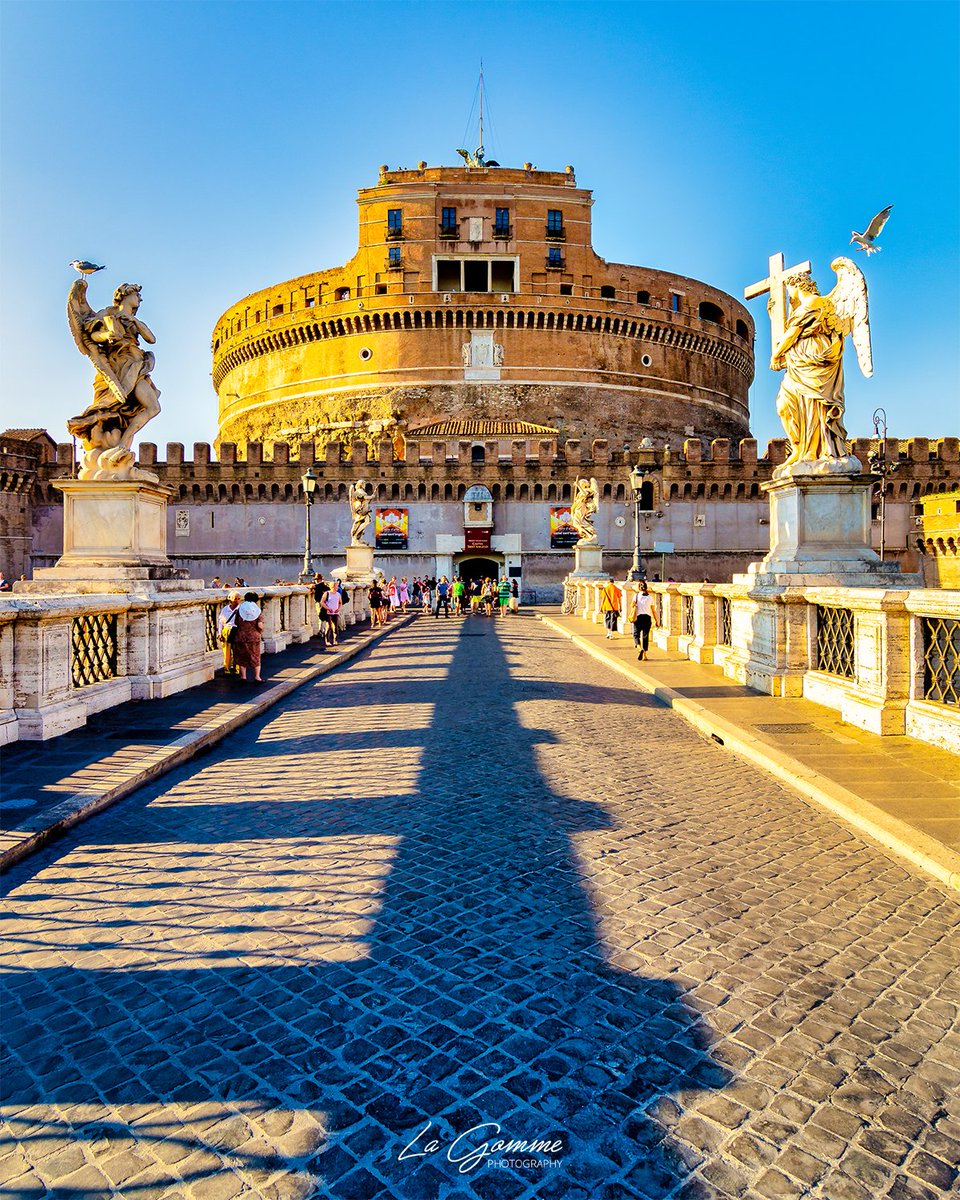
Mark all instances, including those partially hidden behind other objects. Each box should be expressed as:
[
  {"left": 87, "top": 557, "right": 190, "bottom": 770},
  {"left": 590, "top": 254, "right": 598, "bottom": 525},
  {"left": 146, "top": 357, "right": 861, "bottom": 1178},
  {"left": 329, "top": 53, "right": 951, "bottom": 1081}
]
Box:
[
  {"left": 724, "top": 468, "right": 921, "bottom": 697},
  {"left": 20, "top": 479, "right": 195, "bottom": 595},
  {"left": 335, "top": 542, "right": 375, "bottom": 583},
  {"left": 739, "top": 470, "right": 915, "bottom": 588},
  {"left": 568, "top": 542, "right": 609, "bottom": 580}
]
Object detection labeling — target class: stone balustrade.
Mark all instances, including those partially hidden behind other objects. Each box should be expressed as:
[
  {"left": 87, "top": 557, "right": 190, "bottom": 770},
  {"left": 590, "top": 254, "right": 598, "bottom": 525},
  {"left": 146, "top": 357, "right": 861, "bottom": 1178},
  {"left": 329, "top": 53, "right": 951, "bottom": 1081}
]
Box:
[
  {"left": 567, "top": 578, "right": 960, "bottom": 752},
  {"left": 0, "top": 584, "right": 347, "bottom": 745}
]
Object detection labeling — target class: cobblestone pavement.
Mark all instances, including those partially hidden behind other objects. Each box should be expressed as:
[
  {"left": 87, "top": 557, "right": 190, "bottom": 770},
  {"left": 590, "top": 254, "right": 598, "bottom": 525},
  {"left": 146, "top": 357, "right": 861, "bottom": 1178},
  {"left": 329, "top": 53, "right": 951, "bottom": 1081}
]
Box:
[{"left": 1, "top": 615, "right": 958, "bottom": 1199}]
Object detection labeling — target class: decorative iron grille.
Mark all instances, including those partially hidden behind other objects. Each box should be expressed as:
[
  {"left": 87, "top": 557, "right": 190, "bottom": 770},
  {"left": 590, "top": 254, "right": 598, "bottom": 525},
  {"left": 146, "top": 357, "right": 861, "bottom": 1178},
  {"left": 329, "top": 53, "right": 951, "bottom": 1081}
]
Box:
[
  {"left": 922, "top": 616, "right": 960, "bottom": 707},
  {"left": 718, "top": 597, "right": 732, "bottom": 646},
  {"left": 815, "top": 606, "right": 855, "bottom": 679},
  {"left": 71, "top": 614, "right": 119, "bottom": 688},
  {"left": 279, "top": 596, "right": 288, "bottom": 632},
  {"left": 204, "top": 603, "right": 220, "bottom": 652},
  {"left": 682, "top": 594, "right": 695, "bottom": 638}
]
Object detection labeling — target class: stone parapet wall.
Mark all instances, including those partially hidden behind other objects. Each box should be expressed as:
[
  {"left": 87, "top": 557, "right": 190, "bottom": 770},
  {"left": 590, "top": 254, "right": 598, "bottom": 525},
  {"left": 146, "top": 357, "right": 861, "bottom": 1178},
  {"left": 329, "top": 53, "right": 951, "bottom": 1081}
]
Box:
[
  {"left": 567, "top": 578, "right": 960, "bottom": 751},
  {"left": 0, "top": 585, "right": 318, "bottom": 744}
]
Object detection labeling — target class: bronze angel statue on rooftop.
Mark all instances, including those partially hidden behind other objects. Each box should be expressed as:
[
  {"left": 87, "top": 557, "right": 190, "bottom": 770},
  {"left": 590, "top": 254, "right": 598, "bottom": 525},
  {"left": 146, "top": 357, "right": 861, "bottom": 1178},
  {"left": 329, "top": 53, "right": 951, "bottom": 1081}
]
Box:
[
  {"left": 66, "top": 278, "right": 161, "bottom": 480},
  {"left": 771, "top": 257, "right": 872, "bottom": 476}
]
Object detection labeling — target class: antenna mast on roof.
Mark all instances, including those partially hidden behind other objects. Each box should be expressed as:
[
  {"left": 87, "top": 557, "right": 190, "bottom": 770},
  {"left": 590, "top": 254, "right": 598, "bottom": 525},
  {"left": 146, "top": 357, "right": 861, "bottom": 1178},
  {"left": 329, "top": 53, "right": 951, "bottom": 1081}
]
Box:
[{"left": 478, "top": 60, "right": 484, "bottom": 162}]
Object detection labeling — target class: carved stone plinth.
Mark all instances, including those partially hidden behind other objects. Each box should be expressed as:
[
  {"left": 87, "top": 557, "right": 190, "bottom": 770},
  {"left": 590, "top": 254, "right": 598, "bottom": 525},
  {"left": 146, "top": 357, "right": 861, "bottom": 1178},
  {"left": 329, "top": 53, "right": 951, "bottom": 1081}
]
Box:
[
  {"left": 19, "top": 479, "right": 194, "bottom": 595},
  {"left": 568, "top": 543, "right": 609, "bottom": 580},
  {"left": 739, "top": 471, "right": 920, "bottom": 588},
  {"left": 337, "top": 542, "right": 375, "bottom": 582}
]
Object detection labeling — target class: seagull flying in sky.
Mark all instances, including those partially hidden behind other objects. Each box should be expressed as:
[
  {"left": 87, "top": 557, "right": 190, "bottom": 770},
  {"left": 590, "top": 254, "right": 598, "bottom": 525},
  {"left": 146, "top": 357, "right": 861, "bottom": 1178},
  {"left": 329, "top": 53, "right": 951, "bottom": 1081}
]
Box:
[
  {"left": 850, "top": 206, "right": 893, "bottom": 255},
  {"left": 69, "top": 260, "right": 106, "bottom": 276}
]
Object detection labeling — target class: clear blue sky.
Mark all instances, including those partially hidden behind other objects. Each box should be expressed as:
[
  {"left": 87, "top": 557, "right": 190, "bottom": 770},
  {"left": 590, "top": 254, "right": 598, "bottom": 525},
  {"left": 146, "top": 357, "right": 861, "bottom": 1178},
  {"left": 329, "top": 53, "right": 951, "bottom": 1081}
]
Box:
[{"left": 1, "top": 0, "right": 957, "bottom": 454}]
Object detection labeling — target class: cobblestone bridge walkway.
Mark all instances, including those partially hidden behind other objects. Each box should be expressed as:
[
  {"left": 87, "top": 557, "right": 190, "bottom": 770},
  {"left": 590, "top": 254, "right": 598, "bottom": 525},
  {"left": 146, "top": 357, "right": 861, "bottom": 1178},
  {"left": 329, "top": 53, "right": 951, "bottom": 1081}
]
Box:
[{"left": 2, "top": 616, "right": 958, "bottom": 1199}]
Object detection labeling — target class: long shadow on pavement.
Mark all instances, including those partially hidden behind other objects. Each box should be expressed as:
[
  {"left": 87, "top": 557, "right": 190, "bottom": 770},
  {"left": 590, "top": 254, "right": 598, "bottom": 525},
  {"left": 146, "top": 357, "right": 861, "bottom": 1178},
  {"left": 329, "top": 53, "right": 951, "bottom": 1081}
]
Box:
[{"left": 1, "top": 619, "right": 729, "bottom": 1199}]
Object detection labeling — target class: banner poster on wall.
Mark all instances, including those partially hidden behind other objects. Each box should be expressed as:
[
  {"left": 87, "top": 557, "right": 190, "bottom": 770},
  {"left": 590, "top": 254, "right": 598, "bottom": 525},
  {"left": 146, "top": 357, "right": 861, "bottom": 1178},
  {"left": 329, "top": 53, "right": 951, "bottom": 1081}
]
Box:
[
  {"left": 375, "top": 507, "right": 408, "bottom": 550},
  {"left": 550, "top": 506, "right": 580, "bottom": 549}
]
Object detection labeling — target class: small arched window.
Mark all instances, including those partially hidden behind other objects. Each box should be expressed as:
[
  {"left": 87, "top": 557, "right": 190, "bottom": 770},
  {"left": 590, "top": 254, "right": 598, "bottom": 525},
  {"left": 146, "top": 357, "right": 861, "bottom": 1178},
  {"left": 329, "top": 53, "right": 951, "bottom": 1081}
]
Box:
[
  {"left": 698, "top": 301, "right": 723, "bottom": 324},
  {"left": 335, "top": 287, "right": 351, "bottom": 301},
  {"left": 600, "top": 285, "right": 616, "bottom": 300},
  {"left": 736, "top": 319, "right": 749, "bottom": 339},
  {"left": 471, "top": 444, "right": 485, "bottom": 464},
  {"left": 636, "top": 290, "right": 650, "bottom": 305}
]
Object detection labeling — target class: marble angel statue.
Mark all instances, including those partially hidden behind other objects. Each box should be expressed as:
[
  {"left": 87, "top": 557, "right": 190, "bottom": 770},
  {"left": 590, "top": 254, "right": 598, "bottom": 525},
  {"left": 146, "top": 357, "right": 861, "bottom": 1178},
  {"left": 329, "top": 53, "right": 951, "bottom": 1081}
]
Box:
[
  {"left": 349, "top": 480, "right": 373, "bottom": 544},
  {"left": 771, "top": 257, "right": 872, "bottom": 475},
  {"left": 570, "top": 476, "right": 600, "bottom": 544},
  {"left": 66, "top": 278, "right": 161, "bottom": 480}
]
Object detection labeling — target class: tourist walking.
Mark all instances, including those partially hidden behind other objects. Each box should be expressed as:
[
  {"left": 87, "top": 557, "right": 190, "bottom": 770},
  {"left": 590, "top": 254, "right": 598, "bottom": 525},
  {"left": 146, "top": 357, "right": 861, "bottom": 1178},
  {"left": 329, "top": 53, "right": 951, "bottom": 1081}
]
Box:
[
  {"left": 599, "top": 579, "right": 622, "bottom": 639},
  {"left": 217, "top": 591, "right": 242, "bottom": 674},
  {"left": 398, "top": 577, "right": 410, "bottom": 611},
  {"left": 497, "top": 575, "right": 512, "bottom": 618},
  {"left": 234, "top": 592, "right": 264, "bottom": 683},
  {"left": 369, "top": 579, "right": 386, "bottom": 627},
  {"left": 510, "top": 579, "right": 520, "bottom": 613},
  {"left": 629, "top": 581, "right": 658, "bottom": 660},
  {"left": 321, "top": 584, "right": 343, "bottom": 645},
  {"left": 434, "top": 576, "right": 451, "bottom": 618},
  {"left": 452, "top": 576, "right": 466, "bottom": 615},
  {"left": 313, "top": 573, "right": 329, "bottom": 633},
  {"left": 387, "top": 577, "right": 400, "bottom": 617}
]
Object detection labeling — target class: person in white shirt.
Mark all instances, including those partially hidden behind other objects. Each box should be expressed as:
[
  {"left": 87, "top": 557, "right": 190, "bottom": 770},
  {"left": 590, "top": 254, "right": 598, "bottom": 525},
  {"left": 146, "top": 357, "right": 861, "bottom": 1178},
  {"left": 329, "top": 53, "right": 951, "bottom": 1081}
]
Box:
[
  {"left": 321, "top": 585, "right": 343, "bottom": 645},
  {"left": 630, "top": 581, "right": 658, "bottom": 661}
]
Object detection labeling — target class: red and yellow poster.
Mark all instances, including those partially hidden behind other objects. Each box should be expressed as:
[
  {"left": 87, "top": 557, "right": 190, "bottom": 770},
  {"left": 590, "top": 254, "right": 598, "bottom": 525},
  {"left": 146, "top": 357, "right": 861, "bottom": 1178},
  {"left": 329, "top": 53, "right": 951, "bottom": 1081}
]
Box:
[
  {"left": 375, "top": 507, "right": 408, "bottom": 550},
  {"left": 550, "top": 506, "right": 579, "bottom": 549}
]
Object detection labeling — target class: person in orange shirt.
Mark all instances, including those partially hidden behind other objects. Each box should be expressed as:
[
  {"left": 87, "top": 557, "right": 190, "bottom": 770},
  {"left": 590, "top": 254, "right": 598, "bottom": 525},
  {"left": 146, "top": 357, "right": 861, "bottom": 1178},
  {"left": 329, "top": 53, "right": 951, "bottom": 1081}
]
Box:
[{"left": 599, "top": 580, "right": 622, "bottom": 639}]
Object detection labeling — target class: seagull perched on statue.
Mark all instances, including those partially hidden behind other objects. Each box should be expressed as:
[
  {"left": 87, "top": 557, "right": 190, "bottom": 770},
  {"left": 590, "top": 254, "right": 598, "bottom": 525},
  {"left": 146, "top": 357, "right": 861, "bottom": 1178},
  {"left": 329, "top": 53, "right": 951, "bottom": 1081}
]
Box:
[
  {"left": 69, "top": 260, "right": 106, "bottom": 276},
  {"left": 850, "top": 206, "right": 893, "bottom": 255}
]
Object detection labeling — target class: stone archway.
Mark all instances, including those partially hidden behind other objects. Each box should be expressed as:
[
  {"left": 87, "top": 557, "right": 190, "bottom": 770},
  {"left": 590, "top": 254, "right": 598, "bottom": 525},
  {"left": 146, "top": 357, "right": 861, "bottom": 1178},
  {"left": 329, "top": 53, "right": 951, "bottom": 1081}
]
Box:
[{"left": 456, "top": 555, "right": 502, "bottom": 583}]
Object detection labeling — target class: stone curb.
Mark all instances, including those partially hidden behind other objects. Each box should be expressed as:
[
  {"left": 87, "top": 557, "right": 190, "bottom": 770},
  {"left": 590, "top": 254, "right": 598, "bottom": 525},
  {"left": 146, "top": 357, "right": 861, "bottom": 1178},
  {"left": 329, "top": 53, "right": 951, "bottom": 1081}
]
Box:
[
  {"left": 538, "top": 613, "right": 960, "bottom": 894},
  {"left": 0, "top": 615, "right": 417, "bottom": 874}
]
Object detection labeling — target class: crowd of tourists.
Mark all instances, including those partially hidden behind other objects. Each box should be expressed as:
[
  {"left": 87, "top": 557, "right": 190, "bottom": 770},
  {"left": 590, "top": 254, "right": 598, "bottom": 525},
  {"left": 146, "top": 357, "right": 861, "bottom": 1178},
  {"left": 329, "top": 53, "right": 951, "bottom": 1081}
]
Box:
[
  {"left": 366, "top": 574, "right": 519, "bottom": 622},
  {"left": 215, "top": 570, "right": 523, "bottom": 688}
]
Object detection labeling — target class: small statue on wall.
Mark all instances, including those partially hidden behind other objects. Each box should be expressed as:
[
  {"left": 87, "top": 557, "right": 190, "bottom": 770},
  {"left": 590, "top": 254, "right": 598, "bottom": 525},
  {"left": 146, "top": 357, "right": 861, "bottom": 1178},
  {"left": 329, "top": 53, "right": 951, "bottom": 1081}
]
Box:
[
  {"left": 349, "top": 480, "right": 374, "bottom": 544},
  {"left": 571, "top": 476, "right": 600, "bottom": 545},
  {"left": 66, "top": 277, "right": 161, "bottom": 481},
  {"left": 767, "top": 257, "right": 872, "bottom": 476}
]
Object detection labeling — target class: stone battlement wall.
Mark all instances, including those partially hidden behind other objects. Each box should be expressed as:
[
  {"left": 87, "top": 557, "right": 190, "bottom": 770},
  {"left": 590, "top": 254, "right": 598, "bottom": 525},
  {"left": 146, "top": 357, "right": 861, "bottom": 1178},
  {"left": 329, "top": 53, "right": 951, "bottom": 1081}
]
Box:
[{"left": 34, "top": 436, "right": 960, "bottom": 507}]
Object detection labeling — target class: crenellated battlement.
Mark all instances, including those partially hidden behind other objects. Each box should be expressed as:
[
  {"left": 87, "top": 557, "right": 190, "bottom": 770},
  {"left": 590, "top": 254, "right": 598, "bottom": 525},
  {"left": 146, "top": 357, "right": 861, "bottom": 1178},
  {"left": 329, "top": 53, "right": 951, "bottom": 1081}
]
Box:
[{"left": 34, "top": 435, "right": 960, "bottom": 507}]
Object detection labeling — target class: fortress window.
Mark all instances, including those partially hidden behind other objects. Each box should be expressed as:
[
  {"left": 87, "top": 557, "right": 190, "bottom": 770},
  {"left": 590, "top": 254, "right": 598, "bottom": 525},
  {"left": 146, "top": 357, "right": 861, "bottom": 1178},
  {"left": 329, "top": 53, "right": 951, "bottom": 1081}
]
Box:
[
  {"left": 387, "top": 208, "right": 403, "bottom": 237},
  {"left": 305, "top": 297, "right": 316, "bottom": 308},
  {"left": 600, "top": 285, "right": 616, "bottom": 300},
  {"left": 547, "top": 246, "right": 564, "bottom": 269},
  {"left": 490, "top": 260, "right": 516, "bottom": 292},
  {"left": 464, "top": 261, "right": 487, "bottom": 292},
  {"left": 335, "top": 287, "right": 351, "bottom": 301},
  {"left": 388, "top": 246, "right": 402, "bottom": 268},
  {"left": 437, "top": 259, "right": 460, "bottom": 291},
  {"left": 441, "top": 206, "right": 458, "bottom": 236},
  {"left": 375, "top": 283, "right": 387, "bottom": 295},
  {"left": 636, "top": 290, "right": 650, "bottom": 304},
  {"left": 560, "top": 283, "right": 573, "bottom": 296},
  {"left": 471, "top": 444, "right": 486, "bottom": 464},
  {"left": 736, "top": 318, "right": 749, "bottom": 339},
  {"left": 546, "top": 209, "right": 564, "bottom": 239},
  {"left": 670, "top": 293, "right": 681, "bottom": 313},
  {"left": 494, "top": 207, "right": 510, "bottom": 237},
  {"left": 272, "top": 303, "right": 284, "bottom": 316},
  {"left": 698, "top": 301, "right": 723, "bottom": 324}
]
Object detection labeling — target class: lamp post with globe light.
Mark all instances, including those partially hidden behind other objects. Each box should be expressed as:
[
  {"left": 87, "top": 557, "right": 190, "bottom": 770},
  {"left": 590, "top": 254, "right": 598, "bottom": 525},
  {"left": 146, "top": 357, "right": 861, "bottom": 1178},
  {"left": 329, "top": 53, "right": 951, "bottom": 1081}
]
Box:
[
  {"left": 299, "top": 467, "right": 318, "bottom": 580},
  {"left": 626, "top": 440, "right": 658, "bottom": 581}
]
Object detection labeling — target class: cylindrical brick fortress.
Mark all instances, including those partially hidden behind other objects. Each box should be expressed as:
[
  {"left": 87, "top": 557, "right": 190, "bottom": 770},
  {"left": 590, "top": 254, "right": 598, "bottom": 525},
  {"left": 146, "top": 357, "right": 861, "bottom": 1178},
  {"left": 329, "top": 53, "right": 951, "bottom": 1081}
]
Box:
[{"left": 213, "top": 164, "right": 754, "bottom": 453}]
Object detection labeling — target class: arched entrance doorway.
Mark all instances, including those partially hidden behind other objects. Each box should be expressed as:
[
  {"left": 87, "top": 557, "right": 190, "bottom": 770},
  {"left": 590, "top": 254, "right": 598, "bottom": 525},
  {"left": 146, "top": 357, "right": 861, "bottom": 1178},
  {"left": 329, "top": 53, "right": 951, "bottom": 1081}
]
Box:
[{"left": 456, "top": 555, "right": 502, "bottom": 583}]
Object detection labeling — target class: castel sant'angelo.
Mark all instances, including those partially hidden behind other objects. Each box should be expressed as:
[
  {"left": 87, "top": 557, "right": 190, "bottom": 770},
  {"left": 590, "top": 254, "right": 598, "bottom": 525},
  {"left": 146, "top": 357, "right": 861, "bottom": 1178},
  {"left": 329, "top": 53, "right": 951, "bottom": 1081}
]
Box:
[{"left": 3, "top": 156, "right": 957, "bottom": 591}]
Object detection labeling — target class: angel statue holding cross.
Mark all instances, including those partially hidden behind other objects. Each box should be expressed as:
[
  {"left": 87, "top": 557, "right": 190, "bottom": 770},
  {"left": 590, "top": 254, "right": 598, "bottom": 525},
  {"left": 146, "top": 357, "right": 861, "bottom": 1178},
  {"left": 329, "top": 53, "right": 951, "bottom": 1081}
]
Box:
[{"left": 747, "top": 254, "right": 872, "bottom": 477}]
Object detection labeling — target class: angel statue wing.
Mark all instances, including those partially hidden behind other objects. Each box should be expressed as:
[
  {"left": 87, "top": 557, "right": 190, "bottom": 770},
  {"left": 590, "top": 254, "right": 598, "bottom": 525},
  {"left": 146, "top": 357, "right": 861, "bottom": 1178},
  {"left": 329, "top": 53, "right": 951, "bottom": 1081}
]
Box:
[
  {"left": 827, "top": 257, "right": 873, "bottom": 378},
  {"left": 66, "top": 277, "right": 126, "bottom": 405}
]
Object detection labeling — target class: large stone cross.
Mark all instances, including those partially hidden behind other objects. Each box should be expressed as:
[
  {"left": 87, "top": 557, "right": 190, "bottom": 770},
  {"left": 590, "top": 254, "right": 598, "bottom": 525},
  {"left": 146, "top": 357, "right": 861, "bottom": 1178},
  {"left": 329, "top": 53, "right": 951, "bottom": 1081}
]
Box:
[{"left": 744, "top": 252, "right": 812, "bottom": 347}]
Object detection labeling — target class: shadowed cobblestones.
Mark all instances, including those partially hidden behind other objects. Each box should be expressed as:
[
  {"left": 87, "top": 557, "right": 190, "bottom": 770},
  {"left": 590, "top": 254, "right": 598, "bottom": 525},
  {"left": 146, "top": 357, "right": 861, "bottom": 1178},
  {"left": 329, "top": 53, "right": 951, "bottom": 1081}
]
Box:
[{"left": 1, "top": 616, "right": 958, "bottom": 1198}]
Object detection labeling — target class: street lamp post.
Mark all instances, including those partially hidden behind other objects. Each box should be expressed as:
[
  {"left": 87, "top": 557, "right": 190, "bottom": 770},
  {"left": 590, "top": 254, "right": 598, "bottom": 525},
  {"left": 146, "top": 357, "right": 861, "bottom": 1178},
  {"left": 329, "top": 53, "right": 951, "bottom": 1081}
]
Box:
[
  {"left": 626, "top": 441, "right": 658, "bottom": 582},
  {"left": 867, "top": 407, "right": 898, "bottom": 562},
  {"left": 299, "top": 467, "right": 318, "bottom": 580}
]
